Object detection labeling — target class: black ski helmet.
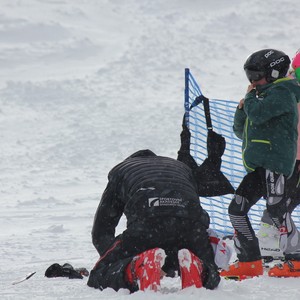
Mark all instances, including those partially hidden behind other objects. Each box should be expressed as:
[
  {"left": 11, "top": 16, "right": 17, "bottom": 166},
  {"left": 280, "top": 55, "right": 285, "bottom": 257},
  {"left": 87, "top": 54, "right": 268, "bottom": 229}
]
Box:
[{"left": 244, "top": 49, "right": 291, "bottom": 83}]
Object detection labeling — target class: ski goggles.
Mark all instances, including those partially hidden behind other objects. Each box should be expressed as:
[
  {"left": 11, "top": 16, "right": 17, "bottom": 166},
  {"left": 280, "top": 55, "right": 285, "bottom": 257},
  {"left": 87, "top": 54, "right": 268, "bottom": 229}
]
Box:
[{"left": 245, "top": 69, "right": 265, "bottom": 83}]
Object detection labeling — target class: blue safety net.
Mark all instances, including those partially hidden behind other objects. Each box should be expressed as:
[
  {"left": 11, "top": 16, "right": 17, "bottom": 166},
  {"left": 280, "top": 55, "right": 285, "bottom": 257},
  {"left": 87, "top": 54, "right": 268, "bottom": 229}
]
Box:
[{"left": 184, "top": 68, "right": 270, "bottom": 235}]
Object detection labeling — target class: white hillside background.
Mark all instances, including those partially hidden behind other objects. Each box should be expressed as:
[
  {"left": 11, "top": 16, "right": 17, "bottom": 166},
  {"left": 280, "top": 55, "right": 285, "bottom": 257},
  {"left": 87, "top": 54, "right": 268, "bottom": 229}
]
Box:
[{"left": 1, "top": 0, "right": 300, "bottom": 299}]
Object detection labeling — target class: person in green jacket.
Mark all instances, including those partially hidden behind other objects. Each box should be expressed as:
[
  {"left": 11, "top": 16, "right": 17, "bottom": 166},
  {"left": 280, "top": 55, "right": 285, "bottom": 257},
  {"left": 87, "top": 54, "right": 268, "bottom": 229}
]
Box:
[
  {"left": 220, "top": 49, "right": 300, "bottom": 278},
  {"left": 257, "top": 49, "right": 300, "bottom": 261},
  {"left": 257, "top": 50, "right": 300, "bottom": 262}
]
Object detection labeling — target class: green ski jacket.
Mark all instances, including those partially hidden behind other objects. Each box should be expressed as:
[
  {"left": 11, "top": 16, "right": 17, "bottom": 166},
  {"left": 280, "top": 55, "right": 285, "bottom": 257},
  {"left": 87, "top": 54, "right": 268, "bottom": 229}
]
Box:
[{"left": 233, "top": 78, "right": 300, "bottom": 177}]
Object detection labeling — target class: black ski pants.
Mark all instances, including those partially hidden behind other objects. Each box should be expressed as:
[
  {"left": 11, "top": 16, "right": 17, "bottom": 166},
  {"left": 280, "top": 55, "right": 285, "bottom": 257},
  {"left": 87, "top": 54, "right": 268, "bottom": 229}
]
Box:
[
  {"left": 87, "top": 216, "right": 218, "bottom": 292},
  {"left": 228, "top": 167, "right": 290, "bottom": 262}
]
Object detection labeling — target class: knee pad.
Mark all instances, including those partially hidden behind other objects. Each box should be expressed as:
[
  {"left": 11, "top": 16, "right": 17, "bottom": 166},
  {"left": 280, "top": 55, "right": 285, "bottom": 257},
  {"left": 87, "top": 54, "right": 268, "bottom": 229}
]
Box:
[
  {"left": 266, "top": 198, "right": 288, "bottom": 221},
  {"left": 228, "top": 195, "right": 251, "bottom": 215}
]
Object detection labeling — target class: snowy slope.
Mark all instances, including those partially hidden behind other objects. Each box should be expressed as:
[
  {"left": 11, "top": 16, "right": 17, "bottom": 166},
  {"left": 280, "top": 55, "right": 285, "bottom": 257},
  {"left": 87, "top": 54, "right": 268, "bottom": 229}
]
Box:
[{"left": 1, "top": 0, "right": 300, "bottom": 299}]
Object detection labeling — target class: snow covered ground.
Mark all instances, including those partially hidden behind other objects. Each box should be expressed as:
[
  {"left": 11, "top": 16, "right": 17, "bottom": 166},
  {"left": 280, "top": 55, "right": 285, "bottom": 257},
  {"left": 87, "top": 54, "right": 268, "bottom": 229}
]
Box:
[{"left": 1, "top": 0, "right": 300, "bottom": 299}]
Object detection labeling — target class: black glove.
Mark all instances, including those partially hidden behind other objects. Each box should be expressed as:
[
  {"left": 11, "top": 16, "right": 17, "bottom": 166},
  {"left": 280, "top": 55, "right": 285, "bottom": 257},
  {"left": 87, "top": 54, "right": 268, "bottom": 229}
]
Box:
[
  {"left": 202, "top": 263, "right": 221, "bottom": 290},
  {"left": 45, "top": 263, "right": 84, "bottom": 279},
  {"left": 207, "top": 130, "right": 225, "bottom": 161}
]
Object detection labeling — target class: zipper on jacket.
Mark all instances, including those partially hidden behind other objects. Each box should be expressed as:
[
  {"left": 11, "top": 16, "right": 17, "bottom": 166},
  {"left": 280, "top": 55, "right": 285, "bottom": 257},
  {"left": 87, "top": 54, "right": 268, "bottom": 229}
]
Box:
[{"left": 242, "top": 118, "right": 255, "bottom": 172}]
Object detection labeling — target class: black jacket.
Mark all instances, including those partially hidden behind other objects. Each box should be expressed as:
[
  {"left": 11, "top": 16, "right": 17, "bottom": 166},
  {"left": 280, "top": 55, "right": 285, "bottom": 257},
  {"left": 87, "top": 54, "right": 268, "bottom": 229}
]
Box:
[
  {"left": 92, "top": 117, "right": 234, "bottom": 256},
  {"left": 92, "top": 149, "right": 208, "bottom": 256}
]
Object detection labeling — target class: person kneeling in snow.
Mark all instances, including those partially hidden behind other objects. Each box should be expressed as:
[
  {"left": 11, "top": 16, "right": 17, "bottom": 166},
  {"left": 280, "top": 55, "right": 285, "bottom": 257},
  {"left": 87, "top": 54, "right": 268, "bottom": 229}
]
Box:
[{"left": 87, "top": 115, "right": 234, "bottom": 293}]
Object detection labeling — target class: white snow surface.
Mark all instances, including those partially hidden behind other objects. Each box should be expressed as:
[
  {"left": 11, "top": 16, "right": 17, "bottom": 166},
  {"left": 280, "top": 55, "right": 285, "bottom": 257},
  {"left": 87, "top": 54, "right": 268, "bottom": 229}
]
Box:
[{"left": 1, "top": 0, "right": 300, "bottom": 299}]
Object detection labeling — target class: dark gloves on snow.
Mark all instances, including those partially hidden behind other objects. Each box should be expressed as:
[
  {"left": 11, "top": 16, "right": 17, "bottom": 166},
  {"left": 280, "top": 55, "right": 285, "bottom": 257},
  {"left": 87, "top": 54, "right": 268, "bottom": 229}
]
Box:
[{"left": 45, "top": 263, "right": 89, "bottom": 279}]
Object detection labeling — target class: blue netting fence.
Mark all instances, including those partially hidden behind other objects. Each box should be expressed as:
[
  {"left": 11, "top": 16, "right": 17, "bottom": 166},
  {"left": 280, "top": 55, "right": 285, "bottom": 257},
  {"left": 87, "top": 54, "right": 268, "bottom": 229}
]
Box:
[{"left": 184, "top": 68, "right": 284, "bottom": 236}]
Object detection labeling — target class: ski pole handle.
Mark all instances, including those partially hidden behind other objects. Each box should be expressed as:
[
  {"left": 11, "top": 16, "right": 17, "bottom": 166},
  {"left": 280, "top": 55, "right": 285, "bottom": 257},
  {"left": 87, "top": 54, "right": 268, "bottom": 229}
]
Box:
[
  {"left": 193, "top": 95, "right": 213, "bottom": 131},
  {"left": 202, "top": 95, "right": 213, "bottom": 131}
]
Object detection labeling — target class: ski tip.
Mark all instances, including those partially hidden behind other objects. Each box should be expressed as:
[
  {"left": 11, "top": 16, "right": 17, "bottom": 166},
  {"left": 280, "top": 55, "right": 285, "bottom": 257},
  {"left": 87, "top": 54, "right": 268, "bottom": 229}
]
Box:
[
  {"left": 12, "top": 271, "right": 36, "bottom": 285},
  {"left": 26, "top": 271, "right": 36, "bottom": 279}
]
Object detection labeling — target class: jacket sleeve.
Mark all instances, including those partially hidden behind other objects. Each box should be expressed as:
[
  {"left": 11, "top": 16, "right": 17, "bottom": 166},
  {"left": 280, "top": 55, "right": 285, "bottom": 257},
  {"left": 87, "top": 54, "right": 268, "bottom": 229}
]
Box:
[
  {"left": 233, "top": 105, "right": 247, "bottom": 140},
  {"left": 244, "top": 86, "right": 293, "bottom": 125},
  {"left": 177, "top": 114, "right": 198, "bottom": 170},
  {"left": 91, "top": 174, "right": 124, "bottom": 256}
]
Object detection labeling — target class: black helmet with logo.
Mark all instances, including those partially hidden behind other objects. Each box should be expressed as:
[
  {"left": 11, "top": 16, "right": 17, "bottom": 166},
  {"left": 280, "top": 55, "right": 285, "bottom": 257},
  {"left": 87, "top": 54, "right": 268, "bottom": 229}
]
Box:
[{"left": 244, "top": 49, "right": 291, "bottom": 83}]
